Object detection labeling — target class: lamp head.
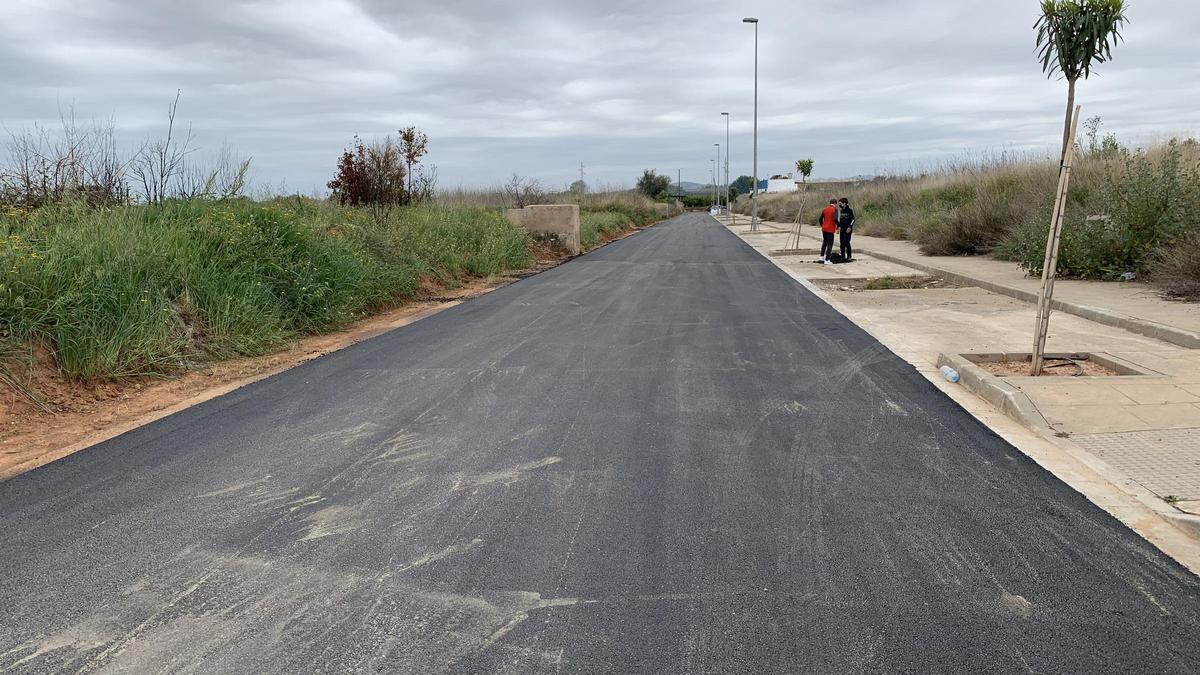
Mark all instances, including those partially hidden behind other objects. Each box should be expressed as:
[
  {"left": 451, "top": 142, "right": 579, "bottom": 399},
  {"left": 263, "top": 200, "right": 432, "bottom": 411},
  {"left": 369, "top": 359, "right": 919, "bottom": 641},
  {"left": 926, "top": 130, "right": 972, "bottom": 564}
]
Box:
[{"left": 742, "top": 17, "right": 758, "bottom": 23}]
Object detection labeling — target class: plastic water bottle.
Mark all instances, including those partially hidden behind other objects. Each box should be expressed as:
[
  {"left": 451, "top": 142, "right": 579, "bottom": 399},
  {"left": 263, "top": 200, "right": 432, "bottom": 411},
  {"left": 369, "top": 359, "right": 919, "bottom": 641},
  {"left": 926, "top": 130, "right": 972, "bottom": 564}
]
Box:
[{"left": 940, "top": 365, "right": 961, "bottom": 383}]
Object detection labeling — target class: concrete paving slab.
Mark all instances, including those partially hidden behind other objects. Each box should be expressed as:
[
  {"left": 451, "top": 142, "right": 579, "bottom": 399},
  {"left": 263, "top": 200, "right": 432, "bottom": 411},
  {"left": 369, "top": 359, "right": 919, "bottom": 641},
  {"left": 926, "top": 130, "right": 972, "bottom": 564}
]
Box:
[
  {"left": 1127, "top": 404, "right": 1200, "bottom": 430},
  {"left": 739, "top": 231, "right": 930, "bottom": 281},
  {"left": 1110, "top": 383, "right": 1200, "bottom": 405},
  {"left": 1107, "top": 351, "right": 1186, "bottom": 374},
  {"left": 1106, "top": 353, "right": 1200, "bottom": 382},
  {"left": 1164, "top": 367, "right": 1200, "bottom": 384},
  {"left": 1039, "top": 405, "right": 1150, "bottom": 434},
  {"left": 805, "top": 287, "right": 1176, "bottom": 356},
  {"left": 1009, "top": 383, "right": 1138, "bottom": 406},
  {"left": 766, "top": 254, "right": 927, "bottom": 281}
]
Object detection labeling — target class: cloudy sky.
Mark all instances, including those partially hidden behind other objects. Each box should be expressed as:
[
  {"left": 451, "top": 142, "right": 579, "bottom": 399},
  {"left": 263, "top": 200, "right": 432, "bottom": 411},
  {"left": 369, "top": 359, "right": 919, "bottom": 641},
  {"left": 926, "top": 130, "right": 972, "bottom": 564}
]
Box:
[{"left": 2, "top": 0, "right": 1197, "bottom": 193}]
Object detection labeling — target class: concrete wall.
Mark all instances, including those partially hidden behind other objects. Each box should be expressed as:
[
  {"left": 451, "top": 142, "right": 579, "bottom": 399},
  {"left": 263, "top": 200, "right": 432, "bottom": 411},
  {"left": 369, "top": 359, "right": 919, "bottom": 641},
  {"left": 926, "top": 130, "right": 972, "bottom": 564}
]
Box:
[
  {"left": 765, "top": 178, "right": 799, "bottom": 194},
  {"left": 505, "top": 204, "right": 581, "bottom": 255}
]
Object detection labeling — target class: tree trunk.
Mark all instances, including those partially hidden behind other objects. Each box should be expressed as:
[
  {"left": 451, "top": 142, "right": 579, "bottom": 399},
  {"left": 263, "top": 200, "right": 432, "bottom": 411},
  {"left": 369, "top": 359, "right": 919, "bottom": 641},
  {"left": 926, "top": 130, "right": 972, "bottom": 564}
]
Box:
[{"left": 1061, "top": 78, "right": 1077, "bottom": 165}]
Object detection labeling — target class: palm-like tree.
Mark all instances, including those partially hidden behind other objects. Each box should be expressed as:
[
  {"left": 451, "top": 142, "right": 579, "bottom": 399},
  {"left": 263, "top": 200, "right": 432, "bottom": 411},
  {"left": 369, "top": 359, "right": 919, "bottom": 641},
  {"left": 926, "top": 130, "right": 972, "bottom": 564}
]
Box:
[{"left": 1035, "top": 0, "right": 1128, "bottom": 161}]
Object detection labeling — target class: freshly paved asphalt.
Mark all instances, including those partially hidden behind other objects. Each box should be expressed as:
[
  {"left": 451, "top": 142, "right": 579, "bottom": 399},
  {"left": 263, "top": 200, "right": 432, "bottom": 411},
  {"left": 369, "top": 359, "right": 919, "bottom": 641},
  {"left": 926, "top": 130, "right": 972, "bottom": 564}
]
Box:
[{"left": 3, "top": 213, "right": 1199, "bottom": 673}]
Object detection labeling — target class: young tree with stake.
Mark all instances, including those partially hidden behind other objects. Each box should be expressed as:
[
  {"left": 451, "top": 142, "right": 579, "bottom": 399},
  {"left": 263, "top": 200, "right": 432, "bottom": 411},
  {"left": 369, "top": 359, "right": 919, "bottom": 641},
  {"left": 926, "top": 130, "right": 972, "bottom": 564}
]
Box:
[{"left": 1029, "top": 0, "right": 1128, "bottom": 375}]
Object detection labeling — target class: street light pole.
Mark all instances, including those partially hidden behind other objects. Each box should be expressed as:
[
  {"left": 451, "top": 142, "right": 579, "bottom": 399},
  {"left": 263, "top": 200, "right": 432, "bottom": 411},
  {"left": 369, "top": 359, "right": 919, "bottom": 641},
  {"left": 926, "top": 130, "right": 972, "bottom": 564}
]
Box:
[
  {"left": 721, "top": 112, "right": 730, "bottom": 215},
  {"left": 713, "top": 143, "right": 720, "bottom": 212},
  {"left": 710, "top": 158, "right": 717, "bottom": 210},
  {"left": 743, "top": 17, "right": 759, "bottom": 232}
]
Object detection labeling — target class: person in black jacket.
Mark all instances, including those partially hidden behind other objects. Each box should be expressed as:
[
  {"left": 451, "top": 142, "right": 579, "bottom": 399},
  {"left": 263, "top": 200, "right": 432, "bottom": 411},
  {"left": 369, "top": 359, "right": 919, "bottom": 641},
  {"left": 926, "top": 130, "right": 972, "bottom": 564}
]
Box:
[{"left": 837, "top": 197, "right": 855, "bottom": 262}]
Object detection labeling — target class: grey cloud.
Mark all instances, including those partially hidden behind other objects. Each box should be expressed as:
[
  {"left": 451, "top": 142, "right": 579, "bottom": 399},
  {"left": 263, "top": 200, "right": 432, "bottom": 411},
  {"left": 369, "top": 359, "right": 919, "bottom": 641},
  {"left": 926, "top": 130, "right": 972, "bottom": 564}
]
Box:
[{"left": 1, "top": 0, "right": 1197, "bottom": 192}]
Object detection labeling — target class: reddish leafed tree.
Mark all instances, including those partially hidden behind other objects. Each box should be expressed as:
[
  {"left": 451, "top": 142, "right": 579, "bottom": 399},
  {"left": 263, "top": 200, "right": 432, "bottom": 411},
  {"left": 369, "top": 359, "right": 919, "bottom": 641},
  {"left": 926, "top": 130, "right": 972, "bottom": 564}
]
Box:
[
  {"left": 327, "top": 135, "right": 406, "bottom": 211},
  {"left": 327, "top": 138, "right": 368, "bottom": 205}
]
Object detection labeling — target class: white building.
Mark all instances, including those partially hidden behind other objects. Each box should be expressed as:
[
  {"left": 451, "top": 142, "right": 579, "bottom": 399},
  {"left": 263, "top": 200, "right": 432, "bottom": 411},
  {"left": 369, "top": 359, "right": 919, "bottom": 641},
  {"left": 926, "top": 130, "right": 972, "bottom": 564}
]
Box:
[{"left": 764, "top": 174, "right": 799, "bottom": 194}]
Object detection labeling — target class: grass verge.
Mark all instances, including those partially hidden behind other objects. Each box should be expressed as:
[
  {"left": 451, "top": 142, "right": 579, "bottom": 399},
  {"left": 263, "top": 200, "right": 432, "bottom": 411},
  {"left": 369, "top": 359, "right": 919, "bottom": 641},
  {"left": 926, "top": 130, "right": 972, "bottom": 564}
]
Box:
[
  {"left": 1, "top": 198, "right": 532, "bottom": 380},
  {"left": 577, "top": 192, "right": 667, "bottom": 250}
]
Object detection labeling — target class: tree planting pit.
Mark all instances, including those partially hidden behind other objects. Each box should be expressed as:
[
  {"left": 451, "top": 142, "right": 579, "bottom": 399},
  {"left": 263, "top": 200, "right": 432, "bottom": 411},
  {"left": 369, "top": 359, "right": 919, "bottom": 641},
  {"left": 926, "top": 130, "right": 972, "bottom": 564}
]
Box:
[{"left": 963, "top": 352, "right": 1157, "bottom": 379}]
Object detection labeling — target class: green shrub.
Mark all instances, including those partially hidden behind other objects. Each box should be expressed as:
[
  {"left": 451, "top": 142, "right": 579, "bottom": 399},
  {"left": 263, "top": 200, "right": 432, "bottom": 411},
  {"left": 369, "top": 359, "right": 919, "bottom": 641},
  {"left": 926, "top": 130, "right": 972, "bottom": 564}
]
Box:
[
  {"left": 1000, "top": 211, "right": 1112, "bottom": 279},
  {"left": 1002, "top": 140, "right": 1200, "bottom": 279},
  {"left": 1102, "top": 141, "right": 1200, "bottom": 257}
]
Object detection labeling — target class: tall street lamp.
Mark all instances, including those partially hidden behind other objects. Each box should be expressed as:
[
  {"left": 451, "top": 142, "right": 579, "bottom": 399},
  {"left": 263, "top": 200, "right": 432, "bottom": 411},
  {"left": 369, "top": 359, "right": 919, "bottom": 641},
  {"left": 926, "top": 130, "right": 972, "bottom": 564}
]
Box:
[
  {"left": 713, "top": 143, "right": 720, "bottom": 212},
  {"left": 710, "top": 158, "right": 717, "bottom": 209},
  {"left": 721, "top": 112, "right": 730, "bottom": 215},
  {"left": 743, "top": 17, "right": 759, "bottom": 231}
]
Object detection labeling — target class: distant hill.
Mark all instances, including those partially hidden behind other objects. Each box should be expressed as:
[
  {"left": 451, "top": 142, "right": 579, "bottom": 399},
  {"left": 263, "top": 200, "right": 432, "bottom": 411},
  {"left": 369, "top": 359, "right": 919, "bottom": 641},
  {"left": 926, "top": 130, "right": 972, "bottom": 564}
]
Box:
[
  {"left": 810, "top": 175, "right": 877, "bottom": 183},
  {"left": 675, "top": 181, "right": 719, "bottom": 195}
]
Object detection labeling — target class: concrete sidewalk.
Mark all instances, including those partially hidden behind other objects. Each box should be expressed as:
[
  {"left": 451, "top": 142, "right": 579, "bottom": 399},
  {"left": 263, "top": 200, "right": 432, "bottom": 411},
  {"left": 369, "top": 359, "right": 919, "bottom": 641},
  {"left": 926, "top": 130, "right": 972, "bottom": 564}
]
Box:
[
  {"left": 721, "top": 215, "right": 1200, "bottom": 566},
  {"left": 729, "top": 219, "right": 1200, "bottom": 348}
]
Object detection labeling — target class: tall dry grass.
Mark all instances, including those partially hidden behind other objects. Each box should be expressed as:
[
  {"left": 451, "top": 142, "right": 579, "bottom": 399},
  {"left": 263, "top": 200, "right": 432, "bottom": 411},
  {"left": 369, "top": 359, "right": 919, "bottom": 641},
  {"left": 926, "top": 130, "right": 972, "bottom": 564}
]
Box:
[
  {"left": 736, "top": 139, "right": 1200, "bottom": 296},
  {"left": 740, "top": 161, "right": 1066, "bottom": 255},
  {"left": 440, "top": 186, "right": 673, "bottom": 248}
]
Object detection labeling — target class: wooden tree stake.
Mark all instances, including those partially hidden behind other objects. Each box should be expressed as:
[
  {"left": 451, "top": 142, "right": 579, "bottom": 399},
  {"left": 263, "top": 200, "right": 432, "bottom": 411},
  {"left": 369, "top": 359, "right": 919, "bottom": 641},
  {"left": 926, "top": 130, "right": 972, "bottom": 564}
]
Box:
[{"left": 1031, "top": 105, "right": 1082, "bottom": 376}]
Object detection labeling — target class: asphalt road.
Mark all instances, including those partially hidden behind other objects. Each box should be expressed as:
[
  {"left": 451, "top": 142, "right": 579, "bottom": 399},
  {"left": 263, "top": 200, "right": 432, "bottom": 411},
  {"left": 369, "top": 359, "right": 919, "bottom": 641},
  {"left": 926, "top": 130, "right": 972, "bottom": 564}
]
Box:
[{"left": 3, "top": 213, "right": 1199, "bottom": 673}]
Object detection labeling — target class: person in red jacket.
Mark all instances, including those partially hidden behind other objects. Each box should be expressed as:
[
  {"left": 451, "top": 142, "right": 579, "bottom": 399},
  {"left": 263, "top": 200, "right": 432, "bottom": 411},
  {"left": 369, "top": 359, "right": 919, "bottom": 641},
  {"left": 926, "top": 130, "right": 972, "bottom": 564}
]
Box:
[{"left": 819, "top": 199, "right": 838, "bottom": 264}]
